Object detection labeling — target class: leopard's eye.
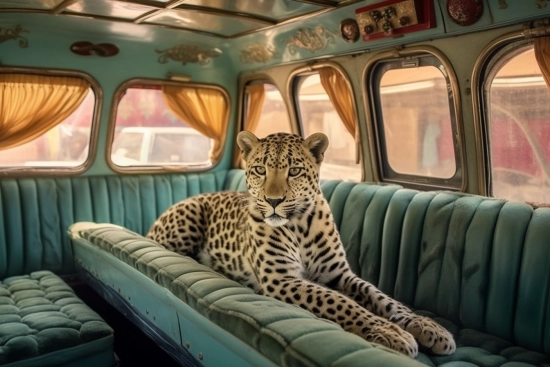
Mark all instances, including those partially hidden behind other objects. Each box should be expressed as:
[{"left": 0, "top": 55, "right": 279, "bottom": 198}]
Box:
[
  {"left": 288, "top": 167, "right": 303, "bottom": 177},
  {"left": 253, "top": 166, "right": 266, "bottom": 176}
]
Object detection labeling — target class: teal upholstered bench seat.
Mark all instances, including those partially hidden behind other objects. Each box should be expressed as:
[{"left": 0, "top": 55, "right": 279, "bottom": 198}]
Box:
[
  {"left": 68, "top": 223, "right": 420, "bottom": 367},
  {"left": 5, "top": 168, "right": 543, "bottom": 366},
  {"left": 0, "top": 271, "right": 114, "bottom": 367},
  {"left": 67, "top": 173, "right": 550, "bottom": 367},
  {"left": 319, "top": 181, "right": 550, "bottom": 367}
]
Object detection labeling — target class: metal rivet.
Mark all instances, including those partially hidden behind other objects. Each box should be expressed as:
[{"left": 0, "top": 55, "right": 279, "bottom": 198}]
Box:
[
  {"left": 198, "top": 353, "right": 203, "bottom": 360},
  {"left": 153, "top": 316, "right": 156, "bottom": 321},
  {"left": 185, "top": 342, "right": 190, "bottom": 349},
  {"left": 146, "top": 309, "right": 149, "bottom": 314}
]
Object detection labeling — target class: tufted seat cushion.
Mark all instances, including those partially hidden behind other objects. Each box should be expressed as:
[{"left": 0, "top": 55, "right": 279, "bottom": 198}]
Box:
[
  {"left": 0, "top": 271, "right": 114, "bottom": 367},
  {"left": 70, "top": 223, "right": 422, "bottom": 367}
]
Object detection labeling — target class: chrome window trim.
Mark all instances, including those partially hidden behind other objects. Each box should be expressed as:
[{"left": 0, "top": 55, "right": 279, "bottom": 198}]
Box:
[
  {"left": 287, "top": 61, "right": 364, "bottom": 180},
  {"left": 361, "top": 46, "right": 465, "bottom": 191},
  {"left": 471, "top": 22, "right": 550, "bottom": 195}
]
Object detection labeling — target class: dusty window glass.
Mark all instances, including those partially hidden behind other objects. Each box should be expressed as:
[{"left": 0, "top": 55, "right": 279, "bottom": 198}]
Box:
[
  {"left": 295, "top": 73, "right": 360, "bottom": 182},
  {"left": 486, "top": 45, "right": 550, "bottom": 204},
  {"left": 247, "top": 83, "right": 292, "bottom": 138},
  {"left": 0, "top": 87, "right": 95, "bottom": 168},
  {"left": 377, "top": 64, "right": 456, "bottom": 179},
  {"left": 111, "top": 86, "right": 212, "bottom": 167}
]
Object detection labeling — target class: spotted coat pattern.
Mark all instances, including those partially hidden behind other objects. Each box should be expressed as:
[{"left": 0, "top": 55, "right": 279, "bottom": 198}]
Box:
[{"left": 147, "top": 132, "right": 456, "bottom": 357}]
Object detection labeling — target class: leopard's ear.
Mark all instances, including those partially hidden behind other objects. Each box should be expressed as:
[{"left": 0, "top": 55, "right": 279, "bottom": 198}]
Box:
[
  {"left": 304, "top": 133, "right": 329, "bottom": 164},
  {"left": 237, "top": 131, "right": 260, "bottom": 159}
]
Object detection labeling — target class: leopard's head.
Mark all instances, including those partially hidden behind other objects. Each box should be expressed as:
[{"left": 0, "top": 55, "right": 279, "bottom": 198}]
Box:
[{"left": 237, "top": 131, "right": 329, "bottom": 227}]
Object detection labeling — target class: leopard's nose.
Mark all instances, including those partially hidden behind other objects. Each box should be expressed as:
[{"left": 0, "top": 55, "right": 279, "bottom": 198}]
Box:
[{"left": 265, "top": 196, "right": 284, "bottom": 209}]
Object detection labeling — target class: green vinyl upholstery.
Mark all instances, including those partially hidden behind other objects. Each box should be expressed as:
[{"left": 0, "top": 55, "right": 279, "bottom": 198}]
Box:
[
  {"left": 0, "top": 171, "right": 229, "bottom": 279},
  {"left": 321, "top": 181, "right": 550, "bottom": 367},
  {"left": 0, "top": 271, "right": 114, "bottom": 367},
  {"left": 0, "top": 171, "right": 228, "bottom": 367},
  {"left": 68, "top": 171, "right": 550, "bottom": 366},
  {"left": 69, "top": 224, "right": 421, "bottom": 367},
  {"left": 2, "top": 168, "right": 549, "bottom": 366}
]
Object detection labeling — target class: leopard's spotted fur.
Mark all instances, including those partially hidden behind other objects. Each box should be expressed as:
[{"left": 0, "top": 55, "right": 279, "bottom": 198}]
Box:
[{"left": 147, "top": 131, "right": 456, "bottom": 357}]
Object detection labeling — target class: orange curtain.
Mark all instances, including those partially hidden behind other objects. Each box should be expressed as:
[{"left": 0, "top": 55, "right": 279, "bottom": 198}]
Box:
[
  {"left": 234, "top": 83, "right": 266, "bottom": 166},
  {"left": 318, "top": 67, "right": 356, "bottom": 137},
  {"left": 243, "top": 84, "right": 266, "bottom": 134},
  {"left": 0, "top": 74, "right": 90, "bottom": 150},
  {"left": 535, "top": 36, "right": 550, "bottom": 90},
  {"left": 318, "top": 67, "right": 359, "bottom": 163},
  {"left": 162, "top": 86, "right": 229, "bottom": 162}
]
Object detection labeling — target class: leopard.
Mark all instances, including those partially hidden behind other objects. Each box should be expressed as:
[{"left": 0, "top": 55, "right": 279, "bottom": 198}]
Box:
[{"left": 146, "top": 131, "right": 456, "bottom": 358}]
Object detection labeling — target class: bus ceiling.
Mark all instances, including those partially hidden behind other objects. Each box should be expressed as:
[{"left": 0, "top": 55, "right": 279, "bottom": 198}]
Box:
[{"left": 1, "top": 1, "right": 549, "bottom": 70}]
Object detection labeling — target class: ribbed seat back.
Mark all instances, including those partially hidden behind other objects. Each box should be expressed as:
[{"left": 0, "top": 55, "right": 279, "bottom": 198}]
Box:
[
  {"left": 333, "top": 183, "right": 550, "bottom": 355},
  {"left": 0, "top": 171, "right": 229, "bottom": 278},
  {"left": 5, "top": 169, "right": 548, "bottom": 354}
]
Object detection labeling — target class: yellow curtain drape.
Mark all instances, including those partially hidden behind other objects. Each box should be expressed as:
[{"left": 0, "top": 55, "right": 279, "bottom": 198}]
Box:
[
  {"left": 0, "top": 74, "right": 90, "bottom": 150},
  {"left": 318, "top": 67, "right": 360, "bottom": 163},
  {"left": 162, "top": 86, "right": 229, "bottom": 162},
  {"left": 318, "top": 67, "right": 356, "bottom": 137},
  {"left": 535, "top": 36, "right": 550, "bottom": 90},
  {"left": 233, "top": 83, "right": 266, "bottom": 166},
  {"left": 243, "top": 84, "right": 266, "bottom": 134}
]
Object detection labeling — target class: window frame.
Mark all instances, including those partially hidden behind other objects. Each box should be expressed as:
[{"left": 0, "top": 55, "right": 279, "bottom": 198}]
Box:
[
  {"left": 107, "top": 78, "right": 230, "bottom": 174},
  {"left": 364, "top": 47, "right": 464, "bottom": 190},
  {"left": 471, "top": 29, "right": 540, "bottom": 196},
  {"left": 288, "top": 62, "right": 363, "bottom": 181},
  {"left": 478, "top": 37, "right": 550, "bottom": 202},
  {"left": 0, "top": 67, "right": 101, "bottom": 177},
  {"left": 241, "top": 79, "right": 294, "bottom": 136},
  {"left": 234, "top": 76, "right": 295, "bottom": 168}
]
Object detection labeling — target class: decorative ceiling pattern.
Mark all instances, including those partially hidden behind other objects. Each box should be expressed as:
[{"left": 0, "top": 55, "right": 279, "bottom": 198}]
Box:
[{"left": 0, "top": 0, "right": 362, "bottom": 38}]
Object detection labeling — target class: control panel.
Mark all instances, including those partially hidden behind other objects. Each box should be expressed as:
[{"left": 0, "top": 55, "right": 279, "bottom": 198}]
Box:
[{"left": 355, "top": 0, "right": 436, "bottom": 41}]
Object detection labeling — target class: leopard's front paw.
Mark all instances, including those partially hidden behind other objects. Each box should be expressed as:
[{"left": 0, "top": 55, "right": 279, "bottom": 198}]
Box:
[
  {"left": 391, "top": 314, "right": 455, "bottom": 355},
  {"left": 364, "top": 323, "right": 418, "bottom": 358}
]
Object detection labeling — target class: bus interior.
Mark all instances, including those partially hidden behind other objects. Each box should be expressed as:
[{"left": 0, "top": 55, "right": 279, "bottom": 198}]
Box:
[{"left": 1, "top": 1, "right": 550, "bottom": 366}]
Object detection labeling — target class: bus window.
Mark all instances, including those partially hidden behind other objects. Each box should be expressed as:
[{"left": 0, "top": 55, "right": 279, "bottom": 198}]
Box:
[
  {"left": 243, "top": 83, "right": 291, "bottom": 138},
  {"left": 111, "top": 83, "right": 227, "bottom": 169},
  {"left": 485, "top": 44, "right": 550, "bottom": 204},
  {"left": 371, "top": 54, "right": 460, "bottom": 187},
  {"left": 294, "top": 70, "right": 361, "bottom": 182},
  {"left": 0, "top": 74, "right": 95, "bottom": 170}
]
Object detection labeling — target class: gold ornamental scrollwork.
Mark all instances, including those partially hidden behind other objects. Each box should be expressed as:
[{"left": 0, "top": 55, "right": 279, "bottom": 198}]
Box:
[
  {"left": 155, "top": 44, "right": 222, "bottom": 65},
  {"left": 498, "top": 0, "right": 508, "bottom": 9},
  {"left": 537, "top": 0, "right": 547, "bottom": 9},
  {"left": 240, "top": 43, "right": 278, "bottom": 64},
  {"left": 281, "top": 26, "right": 339, "bottom": 55},
  {"left": 0, "top": 25, "right": 29, "bottom": 48}
]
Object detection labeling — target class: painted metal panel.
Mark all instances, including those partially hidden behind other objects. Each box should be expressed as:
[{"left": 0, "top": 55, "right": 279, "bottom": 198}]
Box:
[
  {"left": 489, "top": 0, "right": 550, "bottom": 26},
  {"left": 64, "top": 0, "right": 155, "bottom": 20},
  {"left": 72, "top": 237, "right": 278, "bottom": 367},
  {"left": 181, "top": 0, "right": 323, "bottom": 20},
  {"left": 145, "top": 9, "right": 269, "bottom": 37}
]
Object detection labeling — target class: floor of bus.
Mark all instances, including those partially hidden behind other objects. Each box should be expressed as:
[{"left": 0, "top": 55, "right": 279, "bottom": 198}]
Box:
[{"left": 72, "top": 281, "right": 181, "bottom": 367}]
